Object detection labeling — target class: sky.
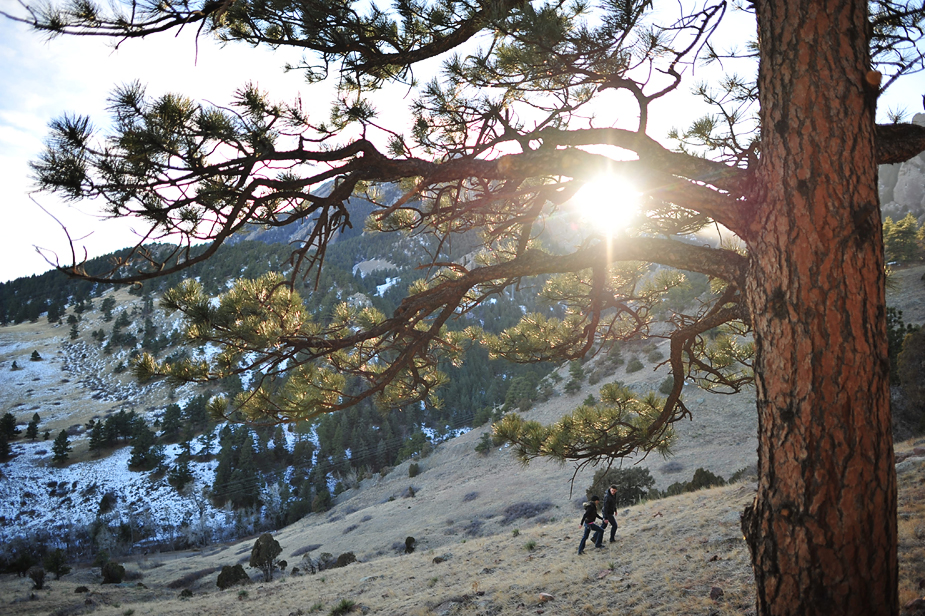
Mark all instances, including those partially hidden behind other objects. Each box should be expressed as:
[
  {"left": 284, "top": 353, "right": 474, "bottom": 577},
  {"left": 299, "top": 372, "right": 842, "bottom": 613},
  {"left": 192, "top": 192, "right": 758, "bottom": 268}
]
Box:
[
  {"left": 0, "top": 5, "right": 922, "bottom": 285},
  {"left": 0, "top": 14, "right": 309, "bottom": 284}
]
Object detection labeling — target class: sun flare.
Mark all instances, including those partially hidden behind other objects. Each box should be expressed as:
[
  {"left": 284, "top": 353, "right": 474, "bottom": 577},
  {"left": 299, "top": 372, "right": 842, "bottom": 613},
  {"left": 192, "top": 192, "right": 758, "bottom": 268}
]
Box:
[{"left": 574, "top": 178, "right": 640, "bottom": 233}]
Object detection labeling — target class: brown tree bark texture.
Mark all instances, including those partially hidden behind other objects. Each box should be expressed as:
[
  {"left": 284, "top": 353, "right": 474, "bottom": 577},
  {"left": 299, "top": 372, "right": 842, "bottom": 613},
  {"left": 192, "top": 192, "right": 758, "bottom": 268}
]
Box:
[{"left": 742, "top": 0, "right": 898, "bottom": 614}]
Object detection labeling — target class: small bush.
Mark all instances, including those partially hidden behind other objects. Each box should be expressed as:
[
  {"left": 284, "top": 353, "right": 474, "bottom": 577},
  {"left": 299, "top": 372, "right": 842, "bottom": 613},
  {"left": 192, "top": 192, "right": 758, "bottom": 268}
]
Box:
[
  {"left": 626, "top": 357, "right": 644, "bottom": 373},
  {"left": 333, "top": 552, "right": 357, "bottom": 569},
  {"left": 101, "top": 561, "right": 126, "bottom": 584},
  {"left": 462, "top": 491, "right": 479, "bottom": 503},
  {"left": 179, "top": 589, "right": 193, "bottom": 599},
  {"left": 330, "top": 599, "right": 356, "bottom": 616},
  {"left": 474, "top": 432, "right": 493, "bottom": 455},
  {"left": 524, "top": 540, "right": 537, "bottom": 551},
  {"left": 404, "top": 537, "right": 416, "bottom": 554},
  {"left": 647, "top": 349, "right": 664, "bottom": 363},
  {"left": 408, "top": 462, "right": 420, "bottom": 477},
  {"left": 217, "top": 564, "right": 250, "bottom": 589},
  {"left": 511, "top": 529, "right": 520, "bottom": 537},
  {"left": 586, "top": 466, "right": 656, "bottom": 508},
  {"left": 658, "top": 376, "right": 675, "bottom": 395},
  {"left": 28, "top": 567, "right": 46, "bottom": 589},
  {"left": 462, "top": 519, "right": 484, "bottom": 537}
]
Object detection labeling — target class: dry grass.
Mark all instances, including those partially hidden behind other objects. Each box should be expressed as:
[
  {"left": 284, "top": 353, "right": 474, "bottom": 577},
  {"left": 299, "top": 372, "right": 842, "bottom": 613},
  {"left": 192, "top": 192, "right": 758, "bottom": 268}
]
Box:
[{"left": 2, "top": 452, "right": 923, "bottom": 616}]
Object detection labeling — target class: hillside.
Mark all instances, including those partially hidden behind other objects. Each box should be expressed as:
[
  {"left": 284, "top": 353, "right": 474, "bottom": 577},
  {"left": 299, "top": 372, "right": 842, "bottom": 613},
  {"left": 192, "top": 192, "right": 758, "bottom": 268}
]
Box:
[
  {"left": 0, "top": 442, "right": 923, "bottom": 615},
  {"left": 0, "top": 257, "right": 923, "bottom": 615}
]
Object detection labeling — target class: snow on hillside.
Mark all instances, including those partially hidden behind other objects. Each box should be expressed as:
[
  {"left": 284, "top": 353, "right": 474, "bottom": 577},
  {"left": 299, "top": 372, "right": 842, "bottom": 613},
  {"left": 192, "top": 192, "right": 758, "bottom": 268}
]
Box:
[{"left": 0, "top": 431, "right": 232, "bottom": 547}]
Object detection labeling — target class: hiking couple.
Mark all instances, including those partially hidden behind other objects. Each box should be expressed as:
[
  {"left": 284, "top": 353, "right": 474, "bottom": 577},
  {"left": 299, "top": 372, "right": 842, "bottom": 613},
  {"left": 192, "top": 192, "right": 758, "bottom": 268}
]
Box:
[{"left": 577, "top": 484, "right": 619, "bottom": 555}]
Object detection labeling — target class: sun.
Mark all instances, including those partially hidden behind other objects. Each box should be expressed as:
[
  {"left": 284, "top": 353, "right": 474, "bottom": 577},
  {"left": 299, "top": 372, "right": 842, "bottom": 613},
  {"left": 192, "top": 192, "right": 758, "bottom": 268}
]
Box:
[{"left": 573, "top": 177, "right": 641, "bottom": 233}]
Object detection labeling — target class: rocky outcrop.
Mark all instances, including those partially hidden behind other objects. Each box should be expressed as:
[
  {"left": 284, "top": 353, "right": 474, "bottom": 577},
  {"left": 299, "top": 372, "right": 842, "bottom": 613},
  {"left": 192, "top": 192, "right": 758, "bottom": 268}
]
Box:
[{"left": 881, "top": 113, "right": 925, "bottom": 224}]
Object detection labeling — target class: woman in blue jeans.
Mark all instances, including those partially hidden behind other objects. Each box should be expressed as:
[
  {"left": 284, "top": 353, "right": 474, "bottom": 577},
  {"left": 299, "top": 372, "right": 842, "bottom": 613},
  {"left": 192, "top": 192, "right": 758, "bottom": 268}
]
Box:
[{"left": 577, "top": 495, "right": 607, "bottom": 554}]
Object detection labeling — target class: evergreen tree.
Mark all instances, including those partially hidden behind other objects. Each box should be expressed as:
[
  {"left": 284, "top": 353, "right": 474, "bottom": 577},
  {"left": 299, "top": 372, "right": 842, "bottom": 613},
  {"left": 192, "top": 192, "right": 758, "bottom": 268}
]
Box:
[
  {"left": 25, "top": 420, "right": 39, "bottom": 441},
  {"left": 101, "top": 296, "right": 117, "bottom": 322},
  {"left": 248, "top": 533, "right": 282, "bottom": 582},
  {"left": 230, "top": 433, "right": 261, "bottom": 509},
  {"left": 52, "top": 430, "right": 71, "bottom": 464},
  {"left": 168, "top": 455, "right": 194, "bottom": 491},
  {"left": 0, "top": 413, "right": 20, "bottom": 440},
  {"left": 88, "top": 420, "right": 106, "bottom": 455},
  {"left": 43, "top": 549, "right": 72, "bottom": 580},
  {"left": 128, "top": 420, "right": 163, "bottom": 470},
  {"left": 160, "top": 403, "right": 183, "bottom": 442}
]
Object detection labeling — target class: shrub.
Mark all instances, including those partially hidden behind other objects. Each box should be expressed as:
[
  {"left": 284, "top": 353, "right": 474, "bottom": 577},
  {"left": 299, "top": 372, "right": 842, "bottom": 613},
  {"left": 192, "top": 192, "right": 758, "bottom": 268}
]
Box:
[
  {"left": 330, "top": 599, "right": 356, "bottom": 615},
  {"left": 249, "top": 534, "right": 283, "bottom": 582},
  {"left": 625, "top": 357, "right": 644, "bottom": 373},
  {"left": 462, "top": 491, "right": 479, "bottom": 502},
  {"left": 343, "top": 524, "right": 359, "bottom": 535},
  {"left": 43, "top": 548, "right": 71, "bottom": 580},
  {"left": 333, "top": 552, "right": 356, "bottom": 568},
  {"left": 729, "top": 464, "right": 758, "bottom": 484},
  {"left": 688, "top": 467, "right": 726, "bottom": 491},
  {"left": 474, "top": 432, "right": 493, "bottom": 455},
  {"left": 586, "top": 466, "right": 656, "bottom": 507},
  {"left": 408, "top": 462, "right": 420, "bottom": 477},
  {"left": 404, "top": 537, "right": 416, "bottom": 554},
  {"left": 524, "top": 540, "right": 537, "bottom": 551},
  {"left": 647, "top": 349, "right": 664, "bottom": 363},
  {"left": 28, "top": 566, "right": 46, "bottom": 589},
  {"left": 179, "top": 589, "right": 193, "bottom": 599},
  {"left": 582, "top": 394, "right": 596, "bottom": 406},
  {"left": 101, "top": 561, "right": 126, "bottom": 584},
  {"left": 658, "top": 376, "right": 675, "bottom": 395},
  {"left": 216, "top": 564, "right": 250, "bottom": 589}
]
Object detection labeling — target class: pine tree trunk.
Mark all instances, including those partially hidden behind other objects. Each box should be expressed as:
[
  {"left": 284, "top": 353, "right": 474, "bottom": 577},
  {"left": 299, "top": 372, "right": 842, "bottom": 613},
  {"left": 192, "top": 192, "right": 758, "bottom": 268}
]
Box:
[{"left": 741, "top": 0, "right": 898, "bottom": 614}]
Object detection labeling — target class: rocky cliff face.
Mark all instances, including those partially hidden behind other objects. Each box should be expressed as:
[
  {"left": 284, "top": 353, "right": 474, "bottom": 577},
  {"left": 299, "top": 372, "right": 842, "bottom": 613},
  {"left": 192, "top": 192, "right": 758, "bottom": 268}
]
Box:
[{"left": 881, "top": 113, "right": 925, "bottom": 224}]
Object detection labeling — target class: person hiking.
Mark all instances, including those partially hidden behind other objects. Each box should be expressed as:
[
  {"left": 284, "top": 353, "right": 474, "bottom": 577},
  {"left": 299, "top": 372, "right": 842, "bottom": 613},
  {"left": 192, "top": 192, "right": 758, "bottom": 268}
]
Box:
[
  {"left": 577, "top": 495, "right": 606, "bottom": 554},
  {"left": 602, "top": 484, "right": 619, "bottom": 543}
]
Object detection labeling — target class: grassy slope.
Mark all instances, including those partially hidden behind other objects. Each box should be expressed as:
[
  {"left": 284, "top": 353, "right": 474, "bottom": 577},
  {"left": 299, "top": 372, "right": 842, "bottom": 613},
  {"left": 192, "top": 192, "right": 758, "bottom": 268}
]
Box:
[{"left": 0, "top": 266, "right": 923, "bottom": 615}]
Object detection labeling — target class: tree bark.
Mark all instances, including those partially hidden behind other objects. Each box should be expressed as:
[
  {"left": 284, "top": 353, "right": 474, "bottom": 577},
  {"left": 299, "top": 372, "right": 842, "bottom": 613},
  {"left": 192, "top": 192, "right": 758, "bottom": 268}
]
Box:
[{"left": 741, "top": 0, "right": 898, "bottom": 614}]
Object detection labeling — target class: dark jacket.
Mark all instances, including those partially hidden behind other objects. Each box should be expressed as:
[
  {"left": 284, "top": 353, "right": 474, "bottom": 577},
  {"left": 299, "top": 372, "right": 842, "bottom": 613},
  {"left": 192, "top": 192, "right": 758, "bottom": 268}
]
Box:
[
  {"left": 602, "top": 490, "right": 617, "bottom": 518},
  {"left": 579, "top": 501, "right": 602, "bottom": 526}
]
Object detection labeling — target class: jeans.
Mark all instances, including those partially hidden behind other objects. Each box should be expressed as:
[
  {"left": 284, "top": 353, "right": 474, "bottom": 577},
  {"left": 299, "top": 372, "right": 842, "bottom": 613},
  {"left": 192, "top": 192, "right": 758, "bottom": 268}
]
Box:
[
  {"left": 603, "top": 514, "right": 618, "bottom": 541},
  {"left": 578, "top": 523, "right": 604, "bottom": 553}
]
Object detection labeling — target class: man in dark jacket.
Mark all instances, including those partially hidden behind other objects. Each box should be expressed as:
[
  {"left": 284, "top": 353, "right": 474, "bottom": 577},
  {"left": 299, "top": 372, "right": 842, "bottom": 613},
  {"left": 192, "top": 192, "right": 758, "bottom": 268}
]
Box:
[
  {"left": 577, "top": 495, "right": 606, "bottom": 554},
  {"left": 601, "top": 484, "right": 619, "bottom": 542}
]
